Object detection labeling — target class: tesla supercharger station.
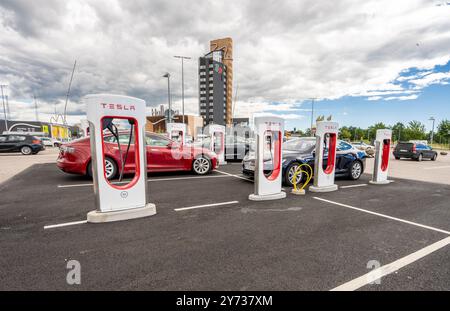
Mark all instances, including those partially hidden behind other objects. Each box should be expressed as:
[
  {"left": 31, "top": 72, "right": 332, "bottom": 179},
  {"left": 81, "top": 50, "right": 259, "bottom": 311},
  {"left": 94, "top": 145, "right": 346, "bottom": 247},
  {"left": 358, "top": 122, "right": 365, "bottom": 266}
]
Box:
[
  {"left": 309, "top": 121, "right": 339, "bottom": 193},
  {"left": 167, "top": 122, "right": 186, "bottom": 146},
  {"left": 370, "top": 129, "right": 392, "bottom": 185},
  {"left": 205, "top": 124, "right": 227, "bottom": 165},
  {"left": 249, "top": 116, "right": 286, "bottom": 201},
  {"left": 85, "top": 94, "right": 156, "bottom": 223},
  {"left": 80, "top": 119, "right": 89, "bottom": 137}
]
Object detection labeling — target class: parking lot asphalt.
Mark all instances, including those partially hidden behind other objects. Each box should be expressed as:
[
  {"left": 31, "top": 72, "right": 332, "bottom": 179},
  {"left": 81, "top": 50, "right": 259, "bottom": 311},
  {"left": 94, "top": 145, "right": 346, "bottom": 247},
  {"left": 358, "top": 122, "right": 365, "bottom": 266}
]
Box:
[
  {"left": 365, "top": 152, "right": 450, "bottom": 185},
  {"left": 0, "top": 162, "right": 449, "bottom": 290}
]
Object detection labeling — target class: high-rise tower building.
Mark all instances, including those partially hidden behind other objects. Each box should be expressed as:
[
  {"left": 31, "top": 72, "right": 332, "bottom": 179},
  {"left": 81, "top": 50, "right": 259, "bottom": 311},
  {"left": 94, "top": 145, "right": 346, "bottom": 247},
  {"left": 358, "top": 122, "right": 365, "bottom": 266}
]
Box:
[
  {"left": 198, "top": 51, "right": 227, "bottom": 126},
  {"left": 210, "top": 38, "right": 233, "bottom": 125}
]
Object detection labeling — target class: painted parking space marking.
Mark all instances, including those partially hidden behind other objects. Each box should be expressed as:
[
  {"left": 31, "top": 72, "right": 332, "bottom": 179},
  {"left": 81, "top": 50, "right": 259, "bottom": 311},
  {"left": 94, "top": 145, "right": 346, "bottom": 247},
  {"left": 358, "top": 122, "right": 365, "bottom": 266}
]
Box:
[
  {"left": 57, "top": 174, "right": 231, "bottom": 188},
  {"left": 331, "top": 236, "right": 450, "bottom": 291},
  {"left": 44, "top": 220, "right": 88, "bottom": 230},
  {"left": 340, "top": 184, "right": 368, "bottom": 189},
  {"left": 424, "top": 165, "right": 450, "bottom": 170},
  {"left": 215, "top": 169, "right": 253, "bottom": 181},
  {"left": 313, "top": 197, "right": 450, "bottom": 235},
  {"left": 175, "top": 201, "right": 239, "bottom": 212}
]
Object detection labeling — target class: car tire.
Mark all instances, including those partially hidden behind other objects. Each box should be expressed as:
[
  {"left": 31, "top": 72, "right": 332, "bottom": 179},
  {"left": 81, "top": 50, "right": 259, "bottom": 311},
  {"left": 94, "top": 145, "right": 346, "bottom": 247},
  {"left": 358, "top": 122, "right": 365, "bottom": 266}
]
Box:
[
  {"left": 349, "top": 160, "right": 363, "bottom": 180},
  {"left": 431, "top": 153, "right": 437, "bottom": 161},
  {"left": 395, "top": 157, "right": 400, "bottom": 160},
  {"left": 417, "top": 153, "right": 423, "bottom": 162},
  {"left": 86, "top": 157, "right": 118, "bottom": 180},
  {"left": 20, "top": 146, "right": 33, "bottom": 155},
  {"left": 285, "top": 162, "right": 302, "bottom": 187},
  {"left": 192, "top": 156, "right": 211, "bottom": 175}
]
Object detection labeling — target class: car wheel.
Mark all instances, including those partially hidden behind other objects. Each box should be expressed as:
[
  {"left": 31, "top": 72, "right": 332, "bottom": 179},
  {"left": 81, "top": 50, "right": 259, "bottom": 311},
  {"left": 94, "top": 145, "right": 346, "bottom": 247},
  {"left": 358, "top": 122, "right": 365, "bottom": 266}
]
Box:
[
  {"left": 349, "top": 161, "right": 363, "bottom": 180},
  {"left": 285, "top": 162, "right": 302, "bottom": 187},
  {"left": 395, "top": 157, "right": 400, "bottom": 160},
  {"left": 431, "top": 153, "right": 437, "bottom": 161},
  {"left": 417, "top": 153, "right": 423, "bottom": 162},
  {"left": 192, "top": 156, "right": 211, "bottom": 175},
  {"left": 21, "top": 146, "right": 32, "bottom": 155},
  {"left": 86, "top": 157, "right": 118, "bottom": 180}
]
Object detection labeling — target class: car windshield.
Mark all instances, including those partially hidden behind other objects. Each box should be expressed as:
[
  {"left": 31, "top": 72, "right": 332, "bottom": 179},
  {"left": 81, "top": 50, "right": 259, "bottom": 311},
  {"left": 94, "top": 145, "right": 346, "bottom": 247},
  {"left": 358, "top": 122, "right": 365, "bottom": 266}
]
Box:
[{"left": 283, "top": 138, "right": 315, "bottom": 152}]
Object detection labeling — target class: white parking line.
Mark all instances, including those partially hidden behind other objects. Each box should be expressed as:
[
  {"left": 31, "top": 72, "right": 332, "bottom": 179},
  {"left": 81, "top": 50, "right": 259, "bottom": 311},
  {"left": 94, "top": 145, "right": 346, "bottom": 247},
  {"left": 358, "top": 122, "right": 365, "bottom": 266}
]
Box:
[
  {"left": 174, "top": 201, "right": 239, "bottom": 212},
  {"left": 424, "top": 165, "right": 450, "bottom": 170},
  {"left": 44, "top": 220, "right": 87, "bottom": 229},
  {"left": 340, "top": 184, "right": 368, "bottom": 189},
  {"left": 57, "top": 174, "right": 231, "bottom": 188},
  {"left": 313, "top": 197, "right": 450, "bottom": 235},
  {"left": 331, "top": 236, "right": 450, "bottom": 291},
  {"left": 215, "top": 169, "right": 253, "bottom": 181}
]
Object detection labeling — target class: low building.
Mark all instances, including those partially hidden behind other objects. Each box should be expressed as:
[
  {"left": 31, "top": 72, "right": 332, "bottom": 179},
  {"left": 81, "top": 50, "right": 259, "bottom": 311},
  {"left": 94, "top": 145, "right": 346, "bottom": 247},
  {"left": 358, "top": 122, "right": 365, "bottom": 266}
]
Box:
[
  {"left": 145, "top": 115, "right": 203, "bottom": 138},
  {"left": 0, "top": 119, "right": 75, "bottom": 140}
]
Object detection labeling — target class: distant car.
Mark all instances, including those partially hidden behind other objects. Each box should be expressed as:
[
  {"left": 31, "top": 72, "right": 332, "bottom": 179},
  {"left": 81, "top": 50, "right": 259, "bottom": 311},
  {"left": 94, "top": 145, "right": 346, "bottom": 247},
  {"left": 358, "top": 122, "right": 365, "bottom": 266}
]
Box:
[
  {"left": 351, "top": 141, "right": 375, "bottom": 157},
  {"left": 41, "top": 137, "right": 61, "bottom": 147},
  {"left": 393, "top": 142, "right": 438, "bottom": 161},
  {"left": 57, "top": 131, "right": 218, "bottom": 179},
  {"left": 0, "top": 134, "right": 44, "bottom": 155},
  {"left": 193, "top": 135, "right": 252, "bottom": 161},
  {"left": 242, "top": 137, "right": 367, "bottom": 186}
]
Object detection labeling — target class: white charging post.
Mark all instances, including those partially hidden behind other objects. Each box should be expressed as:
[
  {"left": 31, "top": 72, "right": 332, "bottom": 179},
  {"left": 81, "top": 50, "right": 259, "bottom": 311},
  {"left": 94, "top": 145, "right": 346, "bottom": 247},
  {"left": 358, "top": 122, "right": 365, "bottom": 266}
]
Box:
[
  {"left": 167, "top": 122, "right": 186, "bottom": 146},
  {"left": 309, "top": 121, "right": 339, "bottom": 193},
  {"left": 80, "top": 119, "right": 89, "bottom": 137},
  {"left": 85, "top": 94, "right": 156, "bottom": 223},
  {"left": 205, "top": 124, "right": 227, "bottom": 165},
  {"left": 249, "top": 116, "right": 286, "bottom": 201},
  {"left": 370, "top": 129, "right": 392, "bottom": 185}
]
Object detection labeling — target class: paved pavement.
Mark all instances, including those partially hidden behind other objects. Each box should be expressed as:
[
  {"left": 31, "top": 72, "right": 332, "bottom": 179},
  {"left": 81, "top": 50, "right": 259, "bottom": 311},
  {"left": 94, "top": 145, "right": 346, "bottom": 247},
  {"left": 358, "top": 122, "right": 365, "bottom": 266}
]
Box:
[
  {"left": 365, "top": 152, "right": 450, "bottom": 185},
  {"left": 0, "top": 148, "right": 60, "bottom": 184},
  {"left": 0, "top": 162, "right": 448, "bottom": 290}
]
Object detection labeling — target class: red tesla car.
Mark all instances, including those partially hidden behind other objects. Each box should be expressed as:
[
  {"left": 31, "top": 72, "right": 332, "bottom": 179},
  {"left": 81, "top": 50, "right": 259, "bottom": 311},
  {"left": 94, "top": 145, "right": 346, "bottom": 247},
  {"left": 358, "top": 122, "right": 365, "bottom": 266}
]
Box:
[{"left": 57, "top": 132, "right": 218, "bottom": 179}]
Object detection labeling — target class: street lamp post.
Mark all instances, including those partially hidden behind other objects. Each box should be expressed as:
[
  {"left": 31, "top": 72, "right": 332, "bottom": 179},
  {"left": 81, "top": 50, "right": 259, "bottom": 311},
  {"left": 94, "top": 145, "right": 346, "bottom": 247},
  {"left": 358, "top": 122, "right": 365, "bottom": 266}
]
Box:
[
  {"left": 163, "top": 73, "right": 172, "bottom": 123},
  {"left": 174, "top": 55, "right": 191, "bottom": 124},
  {"left": 0, "top": 84, "right": 8, "bottom": 132},
  {"left": 429, "top": 117, "right": 435, "bottom": 145},
  {"left": 310, "top": 98, "right": 315, "bottom": 132}
]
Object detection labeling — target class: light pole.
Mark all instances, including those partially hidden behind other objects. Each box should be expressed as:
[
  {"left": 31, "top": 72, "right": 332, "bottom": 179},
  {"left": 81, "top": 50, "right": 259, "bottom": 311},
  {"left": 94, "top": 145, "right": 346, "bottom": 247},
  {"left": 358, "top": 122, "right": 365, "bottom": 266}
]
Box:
[
  {"left": 174, "top": 55, "right": 191, "bottom": 124},
  {"left": 429, "top": 117, "right": 435, "bottom": 145},
  {"left": 310, "top": 98, "right": 315, "bottom": 132},
  {"left": 0, "top": 84, "right": 8, "bottom": 132},
  {"left": 163, "top": 73, "right": 172, "bottom": 123}
]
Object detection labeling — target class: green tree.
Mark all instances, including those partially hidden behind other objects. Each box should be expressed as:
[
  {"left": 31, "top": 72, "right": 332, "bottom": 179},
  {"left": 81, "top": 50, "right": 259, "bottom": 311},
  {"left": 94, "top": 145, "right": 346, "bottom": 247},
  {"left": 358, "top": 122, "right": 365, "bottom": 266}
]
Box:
[
  {"left": 340, "top": 127, "right": 352, "bottom": 141},
  {"left": 404, "top": 120, "right": 426, "bottom": 140},
  {"left": 391, "top": 122, "right": 405, "bottom": 142},
  {"left": 435, "top": 119, "right": 450, "bottom": 144}
]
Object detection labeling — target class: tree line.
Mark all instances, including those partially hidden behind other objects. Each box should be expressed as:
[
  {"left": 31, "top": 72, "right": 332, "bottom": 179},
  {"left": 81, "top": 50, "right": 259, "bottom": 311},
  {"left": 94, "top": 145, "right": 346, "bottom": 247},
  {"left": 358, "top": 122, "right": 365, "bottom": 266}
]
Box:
[{"left": 293, "top": 119, "right": 450, "bottom": 144}]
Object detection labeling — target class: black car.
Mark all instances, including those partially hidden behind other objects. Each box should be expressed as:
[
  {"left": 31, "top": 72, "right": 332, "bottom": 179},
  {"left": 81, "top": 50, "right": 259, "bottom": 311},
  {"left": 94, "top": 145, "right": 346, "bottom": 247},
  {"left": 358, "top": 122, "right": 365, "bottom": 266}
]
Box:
[
  {"left": 242, "top": 137, "right": 367, "bottom": 186},
  {"left": 393, "top": 142, "right": 438, "bottom": 161},
  {"left": 0, "top": 134, "right": 44, "bottom": 155}
]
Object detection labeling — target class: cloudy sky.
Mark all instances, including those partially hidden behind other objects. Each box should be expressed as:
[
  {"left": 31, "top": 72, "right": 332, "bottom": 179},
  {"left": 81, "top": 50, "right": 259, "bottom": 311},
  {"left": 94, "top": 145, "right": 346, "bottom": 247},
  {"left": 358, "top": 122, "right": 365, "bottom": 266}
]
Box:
[{"left": 0, "top": 0, "right": 449, "bottom": 130}]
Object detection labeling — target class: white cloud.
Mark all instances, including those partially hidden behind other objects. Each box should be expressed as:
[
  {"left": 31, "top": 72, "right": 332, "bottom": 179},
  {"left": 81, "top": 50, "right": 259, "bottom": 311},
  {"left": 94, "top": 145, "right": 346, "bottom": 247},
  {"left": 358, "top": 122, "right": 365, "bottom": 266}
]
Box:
[
  {"left": 384, "top": 94, "right": 420, "bottom": 101},
  {"left": 0, "top": 0, "right": 450, "bottom": 123},
  {"left": 408, "top": 71, "right": 450, "bottom": 87}
]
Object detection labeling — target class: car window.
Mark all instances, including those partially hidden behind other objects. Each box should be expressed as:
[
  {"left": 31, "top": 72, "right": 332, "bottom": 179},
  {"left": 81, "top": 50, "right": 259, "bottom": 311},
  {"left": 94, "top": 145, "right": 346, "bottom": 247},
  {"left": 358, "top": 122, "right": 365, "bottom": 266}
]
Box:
[
  {"left": 7, "top": 135, "right": 26, "bottom": 142},
  {"left": 338, "top": 141, "right": 352, "bottom": 151},
  {"left": 283, "top": 138, "right": 315, "bottom": 152},
  {"left": 146, "top": 134, "right": 170, "bottom": 147},
  {"left": 104, "top": 133, "right": 135, "bottom": 145}
]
